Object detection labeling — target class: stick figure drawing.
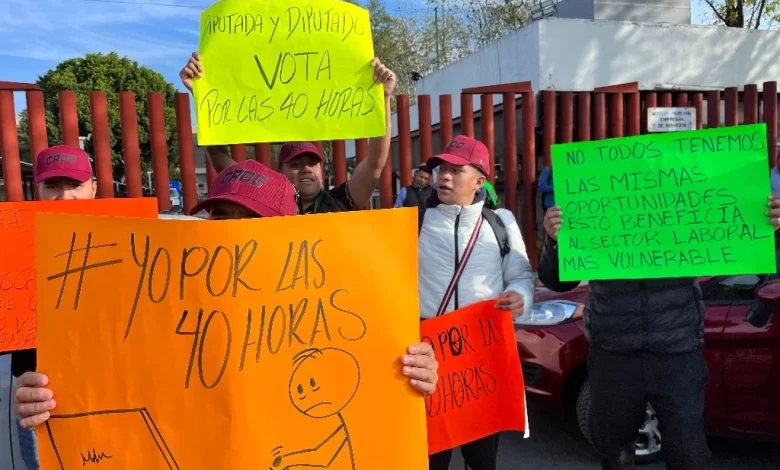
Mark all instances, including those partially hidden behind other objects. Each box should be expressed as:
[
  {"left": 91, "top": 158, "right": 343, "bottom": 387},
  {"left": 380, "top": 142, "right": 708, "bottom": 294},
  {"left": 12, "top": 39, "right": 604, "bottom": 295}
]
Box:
[{"left": 270, "top": 347, "right": 361, "bottom": 470}]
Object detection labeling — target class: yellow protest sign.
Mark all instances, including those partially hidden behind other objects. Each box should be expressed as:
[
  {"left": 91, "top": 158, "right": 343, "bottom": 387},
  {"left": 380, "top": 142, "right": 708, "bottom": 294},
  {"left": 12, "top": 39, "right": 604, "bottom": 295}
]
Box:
[
  {"left": 35, "top": 210, "right": 426, "bottom": 469},
  {"left": 194, "top": 0, "right": 386, "bottom": 145}
]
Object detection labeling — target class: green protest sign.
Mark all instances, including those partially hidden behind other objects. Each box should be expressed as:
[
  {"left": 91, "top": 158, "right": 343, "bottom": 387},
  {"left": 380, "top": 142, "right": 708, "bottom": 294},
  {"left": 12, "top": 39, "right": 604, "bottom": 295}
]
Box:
[{"left": 551, "top": 123, "right": 775, "bottom": 281}]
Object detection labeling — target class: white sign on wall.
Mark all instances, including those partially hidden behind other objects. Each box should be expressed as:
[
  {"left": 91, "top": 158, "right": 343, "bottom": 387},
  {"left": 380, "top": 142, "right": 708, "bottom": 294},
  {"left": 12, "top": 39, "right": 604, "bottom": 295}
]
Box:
[{"left": 647, "top": 107, "right": 696, "bottom": 132}]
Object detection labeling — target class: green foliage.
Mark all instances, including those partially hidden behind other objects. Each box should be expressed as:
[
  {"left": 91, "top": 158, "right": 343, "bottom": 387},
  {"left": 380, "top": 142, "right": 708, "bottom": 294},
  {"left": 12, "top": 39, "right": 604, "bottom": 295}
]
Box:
[
  {"left": 16, "top": 52, "right": 180, "bottom": 184},
  {"left": 700, "top": 0, "right": 780, "bottom": 28}
]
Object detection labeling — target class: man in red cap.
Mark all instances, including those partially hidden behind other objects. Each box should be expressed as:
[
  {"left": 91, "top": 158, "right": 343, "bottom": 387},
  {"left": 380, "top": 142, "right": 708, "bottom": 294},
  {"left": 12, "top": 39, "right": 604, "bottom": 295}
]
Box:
[
  {"left": 180, "top": 52, "right": 396, "bottom": 214},
  {"left": 34, "top": 145, "right": 97, "bottom": 200},
  {"left": 15, "top": 160, "right": 439, "bottom": 463},
  {"left": 419, "top": 135, "right": 534, "bottom": 470}
]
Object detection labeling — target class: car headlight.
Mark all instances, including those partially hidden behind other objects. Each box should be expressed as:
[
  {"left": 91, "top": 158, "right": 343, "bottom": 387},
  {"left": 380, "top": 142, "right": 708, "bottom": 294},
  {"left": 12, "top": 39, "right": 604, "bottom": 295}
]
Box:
[{"left": 515, "top": 300, "right": 584, "bottom": 326}]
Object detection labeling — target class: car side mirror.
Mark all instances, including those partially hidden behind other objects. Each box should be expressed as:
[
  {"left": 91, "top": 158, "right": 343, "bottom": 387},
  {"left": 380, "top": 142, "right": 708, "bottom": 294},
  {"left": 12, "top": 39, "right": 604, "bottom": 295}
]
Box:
[{"left": 756, "top": 279, "right": 780, "bottom": 308}]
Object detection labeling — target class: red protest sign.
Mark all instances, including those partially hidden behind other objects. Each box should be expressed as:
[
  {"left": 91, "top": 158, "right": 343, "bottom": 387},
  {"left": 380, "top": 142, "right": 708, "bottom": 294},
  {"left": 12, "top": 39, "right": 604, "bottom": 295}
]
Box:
[{"left": 421, "top": 300, "right": 526, "bottom": 454}]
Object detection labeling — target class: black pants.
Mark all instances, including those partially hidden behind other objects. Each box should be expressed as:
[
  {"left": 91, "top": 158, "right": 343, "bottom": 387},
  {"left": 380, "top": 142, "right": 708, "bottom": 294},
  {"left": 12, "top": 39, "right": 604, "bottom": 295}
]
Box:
[
  {"left": 588, "top": 346, "right": 711, "bottom": 470},
  {"left": 428, "top": 433, "right": 500, "bottom": 470}
]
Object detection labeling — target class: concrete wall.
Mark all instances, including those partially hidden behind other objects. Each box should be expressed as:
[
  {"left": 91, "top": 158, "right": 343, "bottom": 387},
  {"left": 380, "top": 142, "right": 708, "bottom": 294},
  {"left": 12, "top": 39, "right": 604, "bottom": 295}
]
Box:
[{"left": 556, "top": 0, "right": 691, "bottom": 24}]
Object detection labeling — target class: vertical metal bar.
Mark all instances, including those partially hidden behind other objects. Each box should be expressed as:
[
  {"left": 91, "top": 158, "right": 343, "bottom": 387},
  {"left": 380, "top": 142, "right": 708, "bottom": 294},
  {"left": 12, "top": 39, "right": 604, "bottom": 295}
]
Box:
[
  {"left": 439, "top": 94, "right": 453, "bottom": 148},
  {"left": 609, "top": 93, "right": 624, "bottom": 138},
  {"left": 744, "top": 84, "right": 758, "bottom": 124},
  {"left": 419, "top": 94, "right": 432, "bottom": 163},
  {"left": 26, "top": 90, "right": 48, "bottom": 199},
  {"left": 0, "top": 91, "right": 23, "bottom": 201},
  {"left": 397, "top": 94, "right": 412, "bottom": 187},
  {"left": 577, "top": 93, "right": 591, "bottom": 141},
  {"left": 627, "top": 92, "right": 640, "bottom": 136},
  {"left": 461, "top": 93, "right": 474, "bottom": 137},
  {"left": 660, "top": 92, "right": 673, "bottom": 108},
  {"left": 707, "top": 90, "right": 721, "bottom": 128},
  {"left": 355, "top": 138, "right": 368, "bottom": 165},
  {"left": 175, "top": 93, "right": 198, "bottom": 213},
  {"left": 764, "top": 81, "right": 778, "bottom": 168},
  {"left": 521, "top": 91, "right": 537, "bottom": 268},
  {"left": 503, "top": 92, "right": 518, "bottom": 216},
  {"left": 480, "top": 94, "right": 495, "bottom": 183},
  {"left": 675, "top": 93, "right": 689, "bottom": 107},
  {"left": 332, "top": 140, "right": 347, "bottom": 186},
  {"left": 380, "top": 148, "right": 393, "bottom": 208},
  {"left": 119, "top": 92, "right": 143, "bottom": 198},
  {"left": 542, "top": 90, "right": 556, "bottom": 167},
  {"left": 88, "top": 91, "right": 114, "bottom": 198},
  {"left": 593, "top": 93, "right": 607, "bottom": 140},
  {"left": 255, "top": 143, "right": 271, "bottom": 166},
  {"left": 691, "top": 93, "right": 704, "bottom": 129},
  {"left": 230, "top": 144, "right": 247, "bottom": 162},
  {"left": 59, "top": 90, "right": 79, "bottom": 148},
  {"left": 725, "top": 87, "right": 738, "bottom": 126},
  {"left": 559, "top": 92, "right": 574, "bottom": 144},
  {"left": 643, "top": 92, "right": 657, "bottom": 134},
  {"left": 148, "top": 92, "right": 170, "bottom": 211}
]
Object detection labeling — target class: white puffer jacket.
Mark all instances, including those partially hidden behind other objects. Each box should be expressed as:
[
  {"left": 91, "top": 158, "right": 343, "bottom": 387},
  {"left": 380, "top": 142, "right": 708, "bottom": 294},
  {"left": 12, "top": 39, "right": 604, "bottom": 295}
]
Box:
[{"left": 418, "top": 200, "right": 535, "bottom": 318}]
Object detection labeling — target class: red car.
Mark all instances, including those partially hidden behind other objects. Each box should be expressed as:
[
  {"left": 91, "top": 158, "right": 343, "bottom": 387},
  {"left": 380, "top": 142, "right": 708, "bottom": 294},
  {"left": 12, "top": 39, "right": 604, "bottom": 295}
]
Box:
[{"left": 515, "top": 274, "right": 780, "bottom": 463}]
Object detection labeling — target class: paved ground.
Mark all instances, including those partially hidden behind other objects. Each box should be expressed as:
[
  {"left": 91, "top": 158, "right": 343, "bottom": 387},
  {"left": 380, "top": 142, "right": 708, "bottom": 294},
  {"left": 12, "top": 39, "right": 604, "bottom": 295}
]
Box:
[{"left": 449, "top": 401, "right": 780, "bottom": 469}]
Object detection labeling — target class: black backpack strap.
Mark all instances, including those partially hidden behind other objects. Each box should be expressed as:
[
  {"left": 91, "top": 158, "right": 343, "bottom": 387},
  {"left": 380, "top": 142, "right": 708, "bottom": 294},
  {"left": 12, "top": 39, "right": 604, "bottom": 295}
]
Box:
[{"left": 481, "top": 207, "right": 510, "bottom": 259}]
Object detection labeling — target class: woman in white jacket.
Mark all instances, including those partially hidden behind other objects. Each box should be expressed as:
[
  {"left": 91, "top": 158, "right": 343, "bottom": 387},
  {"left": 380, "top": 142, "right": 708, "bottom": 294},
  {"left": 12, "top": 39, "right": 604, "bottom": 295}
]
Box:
[{"left": 420, "top": 135, "right": 535, "bottom": 470}]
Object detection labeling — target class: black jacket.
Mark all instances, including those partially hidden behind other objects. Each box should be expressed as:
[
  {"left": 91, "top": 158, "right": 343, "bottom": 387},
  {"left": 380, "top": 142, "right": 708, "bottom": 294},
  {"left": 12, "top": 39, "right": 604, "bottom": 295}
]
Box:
[
  {"left": 402, "top": 184, "right": 433, "bottom": 226},
  {"left": 537, "top": 235, "right": 704, "bottom": 354}
]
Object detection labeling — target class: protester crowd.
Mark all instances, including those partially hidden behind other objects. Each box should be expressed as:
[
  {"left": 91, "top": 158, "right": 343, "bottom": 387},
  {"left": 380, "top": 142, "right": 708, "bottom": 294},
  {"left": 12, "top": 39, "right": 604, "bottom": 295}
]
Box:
[{"left": 7, "top": 50, "right": 780, "bottom": 470}]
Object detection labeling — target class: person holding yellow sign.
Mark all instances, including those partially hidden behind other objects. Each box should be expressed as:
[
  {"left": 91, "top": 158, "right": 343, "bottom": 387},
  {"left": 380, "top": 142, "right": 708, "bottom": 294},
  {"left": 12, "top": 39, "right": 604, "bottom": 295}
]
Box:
[{"left": 180, "top": 52, "right": 396, "bottom": 214}]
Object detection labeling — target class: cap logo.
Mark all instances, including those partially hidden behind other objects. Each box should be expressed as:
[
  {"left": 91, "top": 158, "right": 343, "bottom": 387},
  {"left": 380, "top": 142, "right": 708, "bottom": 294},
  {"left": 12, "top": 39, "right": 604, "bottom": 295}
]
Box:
[
  {"left": 46, "top": 154, "right": 77, "bottom": 165},
  {"left": 220, "top": 168, "right": 268, "bottom": 188},
  {"left": 446, "top": 140, "right": 465, "bottom": 151}
]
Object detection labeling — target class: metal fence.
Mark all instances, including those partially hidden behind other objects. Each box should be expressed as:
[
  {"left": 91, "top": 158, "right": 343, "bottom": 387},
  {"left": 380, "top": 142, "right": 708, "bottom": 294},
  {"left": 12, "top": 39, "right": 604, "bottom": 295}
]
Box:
[{"left": 1, "top": 80, "right": 778, "bottom": 268}]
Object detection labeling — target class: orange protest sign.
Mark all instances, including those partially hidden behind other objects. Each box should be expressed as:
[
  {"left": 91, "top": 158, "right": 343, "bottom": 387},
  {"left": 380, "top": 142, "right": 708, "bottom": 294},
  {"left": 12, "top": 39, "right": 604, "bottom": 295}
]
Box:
[
  {"left": 421, "top": 301, "right": 527, "bottom": 454},
  {"left": 34, "top": 209, "right": 427, "bottom": 469},
  {"left": 0, "top": 198, "right": 157, "bottom": 353}
]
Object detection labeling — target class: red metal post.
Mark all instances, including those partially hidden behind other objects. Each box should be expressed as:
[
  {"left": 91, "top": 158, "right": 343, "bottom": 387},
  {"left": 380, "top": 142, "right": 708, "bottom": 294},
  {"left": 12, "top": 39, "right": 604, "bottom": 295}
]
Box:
[
  {"left": 355, "top": 139, "right": 368, "bottom": 165},
  {"left": 725, "top": 87, "right": 738, "bottom": 126},
  {"left": 593, "top": 93, "right": 607, "bottom": 140},
  {"left": 691, "top": 93, "right": 704, "bottom": 129},
  {"left": 744, "top": 84, "right": 758, "bottom": 124},
  {"left": 255, "top": 143, "right": 271, "bottom": 166},
  {"left": 461, "top": 94, "right": 474, "bottom": 137},
  {"left": 119, "top": 92, "right": 143, "bottom": 198},
  {"left": 643, "top": 92, "right": 657, "bottom": 133},
  {"left": 675, "top": 93, "right": 689, "bottom": 107},
  {"left": 380, "top": 148, "right": 393, "bottom": 208},
  {"left": 439, "top": 94, "right": 453, "bottom": 148},
  {"left": 660, "top": 92, "right": 673, "bottom": 108},
  {"left": 89, "top": 91, "right": 115, "bottom": 198},
  {"left": 206, "top": 159, "right": 217, "bottom": 191},
  {"left": 419, "top": 95, "right": 432, "bottom": 163},
  {"left": 559, "top": 92, "right": 574, "bottom": 144},
  {"left": 706, "top": 91, "right": 721, "bottom": 128},
  {"left": 58, "top": 91, "right": 79, "bottom": 148},
  {"left": 542, "top": 90, "right": 556, "bottom": 167},
  {"left": 577, "top": 93, "right": 591, "bottom": 141},
  {"left": 0, "top": 91, "right": 23, "bottom": 201},
  {"left": 230, "top": 144, "right": 247, "bottom": 162},
  {"left": 521, "top": 91, "right": 537, "bottom": 267},
  {"left": 764, "top": 81, "right": 778, "bottom": 168},
  {"left": 175, "top": 93, "right": 198, "bottom": 213},
  {"left": 148, "top": 92, "right": 170, "bottom": 211},
  {"left": 609, "top": 93, "right": 624, "bottom": 138},
  {"left": 314, "top": 141, "right": 324, "bottom": 154},
  {"left": 332, "top": 140, "right": 347, "bottom": 186},
  {"left": 627, "top": 92, "right": 640, "bottom": 136},
  {"left": 503, "top": 92, "right": 518, "bottom": 216},
  {"left": 480, "top": 94, "right": 495, "bottom": 183},
  {"left": 397, "top": 94, "right": 412, "bottom": 187},
  {"left": 26, "top": 90, "right": 48, "bottom": 198}
]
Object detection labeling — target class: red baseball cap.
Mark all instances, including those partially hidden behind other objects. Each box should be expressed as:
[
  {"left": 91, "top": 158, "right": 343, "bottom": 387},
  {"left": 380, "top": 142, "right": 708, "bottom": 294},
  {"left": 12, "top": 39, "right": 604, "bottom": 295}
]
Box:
[
  {"left": 189, "top": 160, "right": 298, "bottom": 217},
  {"left": 35, "top": 145, "right": 94, "bottom": 184},
  {"left": 278, "top": 142, "right": 323, "bottom": 166},
  {"left": 426, "top": 135, "right": 491, "bottom": 176}
]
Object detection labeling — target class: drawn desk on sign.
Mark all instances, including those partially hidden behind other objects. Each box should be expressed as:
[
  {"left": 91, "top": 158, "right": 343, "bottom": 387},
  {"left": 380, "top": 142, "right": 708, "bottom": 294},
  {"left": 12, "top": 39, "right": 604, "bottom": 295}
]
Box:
[{"left": 35, "top": 211, "right": 426, "bottom": 470}]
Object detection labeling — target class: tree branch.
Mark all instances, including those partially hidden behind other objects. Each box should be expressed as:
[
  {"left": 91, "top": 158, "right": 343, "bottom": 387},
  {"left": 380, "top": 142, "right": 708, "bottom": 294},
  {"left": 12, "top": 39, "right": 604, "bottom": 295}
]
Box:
[
  {"left": 755, "top": 0, "right": 768, "bottom": 28},
  {"left": 703, "top": 0, "right": 730, "bottom": 24}
]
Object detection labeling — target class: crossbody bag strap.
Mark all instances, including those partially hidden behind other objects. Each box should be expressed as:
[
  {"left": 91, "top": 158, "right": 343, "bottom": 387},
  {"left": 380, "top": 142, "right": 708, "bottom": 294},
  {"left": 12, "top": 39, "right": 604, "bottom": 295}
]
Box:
[{"left": 436, "top": 216, "right": 484, "bottom": 316}]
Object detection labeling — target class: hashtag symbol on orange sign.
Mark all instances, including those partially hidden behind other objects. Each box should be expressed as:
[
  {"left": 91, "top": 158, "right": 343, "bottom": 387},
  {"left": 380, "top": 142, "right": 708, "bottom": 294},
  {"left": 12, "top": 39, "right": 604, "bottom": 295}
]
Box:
[{"left": 46, "top": 232, "right": 124, "bottom": 310}]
